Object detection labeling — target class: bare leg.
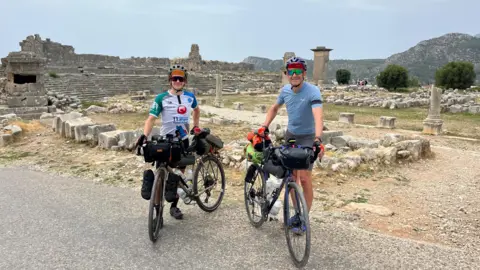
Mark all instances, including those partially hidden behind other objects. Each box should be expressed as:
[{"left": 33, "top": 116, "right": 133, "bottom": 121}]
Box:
[{"left": 290, "top": 170, "right": 313, "bottom": 212}]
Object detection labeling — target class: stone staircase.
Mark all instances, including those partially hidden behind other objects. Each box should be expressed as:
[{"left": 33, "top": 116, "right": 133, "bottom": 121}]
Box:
[{"left": 43, "top": 71, "right": 281, "bottom": 102}]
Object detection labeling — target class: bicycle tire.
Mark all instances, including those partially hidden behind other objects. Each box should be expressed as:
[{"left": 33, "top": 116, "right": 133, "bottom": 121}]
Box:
[
  {"left": 193, "top": 154, "right": 226, "bottom": 212},
  {"left": 244, "top": 164, "right": 267, "bottom": 227},
  {"left": 284, "top": 181, "right": 311, "bottom": 268},
  {"left": 148, "top": 168, "right": 165, "bottom": 242}
]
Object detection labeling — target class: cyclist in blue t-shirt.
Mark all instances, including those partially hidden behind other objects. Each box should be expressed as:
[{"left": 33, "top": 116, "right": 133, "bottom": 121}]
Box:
[{"left": 261, "top": 56, "right": 325, "bottom": 214}]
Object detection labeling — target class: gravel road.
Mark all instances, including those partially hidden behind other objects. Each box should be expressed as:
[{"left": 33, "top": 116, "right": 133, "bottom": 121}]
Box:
[{"left": 1, "top": 166, "right": 479, "bottom": 270}]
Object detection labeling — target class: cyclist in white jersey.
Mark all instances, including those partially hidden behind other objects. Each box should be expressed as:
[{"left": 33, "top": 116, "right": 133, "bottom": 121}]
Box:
[{"left": 136, "top": 64, "right": 200, "bottom": 219}]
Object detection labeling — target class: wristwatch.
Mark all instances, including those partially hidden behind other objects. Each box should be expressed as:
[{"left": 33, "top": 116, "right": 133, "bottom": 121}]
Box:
[{"left": 314, "top": 136, "right": 322, "bottom": 143}]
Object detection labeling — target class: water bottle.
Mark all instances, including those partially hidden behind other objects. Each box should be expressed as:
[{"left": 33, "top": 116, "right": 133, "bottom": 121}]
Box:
[
  {"left": 269, "top": 200, "right": 282, "bottom": 216},
  {"left": 185, "top": 169, "right": 193, "bottom": 187},
  {"left": 267, "top": 176, "right": 282, "bottom": 216},
  {"left": 177, "top": 188, "right": 192, "bottom": 204}
]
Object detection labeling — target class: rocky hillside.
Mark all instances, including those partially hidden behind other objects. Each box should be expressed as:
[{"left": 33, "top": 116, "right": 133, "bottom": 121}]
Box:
[{"left": 243, "top": 33, "right": 480, "bottom": 84}]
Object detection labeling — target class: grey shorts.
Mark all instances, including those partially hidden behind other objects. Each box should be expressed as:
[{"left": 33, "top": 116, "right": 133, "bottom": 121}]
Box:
[{"left": 285, "top": 130, "right": 315, "bottom": 171}]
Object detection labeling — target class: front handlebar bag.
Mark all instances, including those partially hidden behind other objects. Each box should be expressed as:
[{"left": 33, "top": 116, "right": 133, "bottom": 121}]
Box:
[
  {"left": 143, "top": 142, "right": 181, "bottom": 163},
  {"left": 276, "top": 146, "right": 314, "bottom": 170}
]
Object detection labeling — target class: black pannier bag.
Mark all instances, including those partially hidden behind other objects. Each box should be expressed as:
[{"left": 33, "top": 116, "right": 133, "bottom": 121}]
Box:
[
  {"left": 261, "top": 146, "right": 287, "bottom": 178},
  {"left": 191, "top": 137, "right": 211, "bottom": 155},
  {"left": 205, "top": 134, "right": 224, "bottom": 149},
  {"left": 275, "top": 146, "right": 314, "bottom": 170},
  {"left": 263, "top": 158, "right": 286, "bottom": 179}
]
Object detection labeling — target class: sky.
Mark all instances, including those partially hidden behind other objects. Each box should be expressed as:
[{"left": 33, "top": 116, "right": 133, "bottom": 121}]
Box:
[{"left": 1, "top": 0, "right": 479, "bottom": 63}]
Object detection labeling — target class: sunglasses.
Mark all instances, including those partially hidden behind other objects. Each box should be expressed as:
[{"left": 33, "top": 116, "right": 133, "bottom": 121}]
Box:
[
  {"left": 171, "top": 76, "right": 185, "bottom": 82},
  {"left": 286, "top": 69, "right": 304, "bottom": 76}
]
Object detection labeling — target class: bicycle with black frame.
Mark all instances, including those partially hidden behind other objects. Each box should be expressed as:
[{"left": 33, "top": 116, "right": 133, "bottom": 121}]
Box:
[
  {"left": 136, "top": 127, "right": 226, "bottom": 242},
  {"left": 244, "top": 128, "right": 321, "bottom": 268}
]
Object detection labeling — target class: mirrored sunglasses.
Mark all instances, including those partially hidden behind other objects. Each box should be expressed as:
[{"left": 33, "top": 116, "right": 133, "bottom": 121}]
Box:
[{"left": 287, "top": 69, "right": 304, "bottom": 76}]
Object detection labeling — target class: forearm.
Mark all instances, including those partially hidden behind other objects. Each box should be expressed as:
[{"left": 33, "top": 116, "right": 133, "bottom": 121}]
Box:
[
  {"left": 313, "top": 107, "right": 324, "bottom": 138},
  {"left": 262, "top": 105, "right": 279, "bottom": 127},
  {"left": 143, "top": 117, "right": 155, "bottom": 136},
  {"left": 192, "top": 108, "right": 200, "bottom": 127}
]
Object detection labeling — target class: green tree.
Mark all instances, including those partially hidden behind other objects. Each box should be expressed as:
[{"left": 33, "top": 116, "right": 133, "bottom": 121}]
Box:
[
  {"left": 376, "top": 64, "right": 409, "bottom": 91},
  {"left": 435, "top": 61, "right": 476, "bottom": 90},
  {"left": 336, "top": 69, "right": 351, "bottom": 84},
  {"left": 408, "top": 77, "right": 420, "bottom": 87}
]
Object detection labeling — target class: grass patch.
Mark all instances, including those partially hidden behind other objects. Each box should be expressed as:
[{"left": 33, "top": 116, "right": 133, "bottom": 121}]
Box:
[
  {"left": 9, "top": 120, "right": 44, "bottom": 133},
  {"left": 48, "top": 72, "right": 59, "bottom": 78},
  {"left": 323, "top": 104, "right": 480, "bottom": 138},
  {"left": 0, "top": 151, "right": 32, "bottom": 161},
  {"left": 209, "top": 94, "right": 480, "bottom": 138}
]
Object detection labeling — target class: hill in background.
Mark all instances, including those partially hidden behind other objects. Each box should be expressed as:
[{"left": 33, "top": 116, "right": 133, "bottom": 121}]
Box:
[{"left": 242, "top": 33, "right": 480, "bottom": 84}]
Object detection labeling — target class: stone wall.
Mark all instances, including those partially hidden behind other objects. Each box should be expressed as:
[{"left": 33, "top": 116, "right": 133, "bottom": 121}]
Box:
[
  {"left": 17, "top": 34, "right": 253, "bottom": 72},
  {"left": 19, "top": 34, "right": 171, "bottom": 68}
]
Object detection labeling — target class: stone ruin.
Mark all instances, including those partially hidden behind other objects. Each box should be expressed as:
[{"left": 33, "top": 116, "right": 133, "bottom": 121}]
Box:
[
  {"left": 0, "top": 51, "right": 56, "bottom": 119},
  {"left": 0, "top": 34, "right": 281, "bottom": 112},
  {"left": 323, "top": 86, "right": 480, "bottom": 114}
]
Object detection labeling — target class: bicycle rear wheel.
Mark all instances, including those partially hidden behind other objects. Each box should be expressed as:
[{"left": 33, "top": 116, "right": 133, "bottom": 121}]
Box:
[
  {"left": 193, "top": 154, "right": 226, "bottom": 212},
  {"left": 284, "top": 181, "right": 311, "bottom": 268},
  {"left": 148, "top": 168, "right": 165, "bottom": 242},
  {"left": 244, "top": 164, "right": 267, "bottom": 227}
]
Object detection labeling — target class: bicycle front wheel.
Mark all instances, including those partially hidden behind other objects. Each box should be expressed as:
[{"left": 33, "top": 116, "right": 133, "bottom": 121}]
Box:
[
  {"left": 283, "top": 181, "right": 311, "bottom": 268},
  {"left": 244, "top": 164, "right": 267, "bottom": 227},
  {"left": 193, "top": 154, "right": 226, "bottom": 212},
  {"left": 148, "top": 168, "right": 165, "bottom": 242}
]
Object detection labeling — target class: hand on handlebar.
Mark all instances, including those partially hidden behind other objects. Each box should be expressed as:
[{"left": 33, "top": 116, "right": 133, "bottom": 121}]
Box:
[
  {"left": 136, "top": 134, "right": 147, "bottom": 147},
  {"left": 313, "top": 140, "right": 325, "bottom": 161},
  {"left": 190, "top": 126, "right": 202, "bottom": 135}
]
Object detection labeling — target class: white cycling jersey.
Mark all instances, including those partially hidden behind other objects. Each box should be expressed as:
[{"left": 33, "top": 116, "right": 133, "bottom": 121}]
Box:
[{"left": 149, "top": 90, "right": 198, "bottom": 139}]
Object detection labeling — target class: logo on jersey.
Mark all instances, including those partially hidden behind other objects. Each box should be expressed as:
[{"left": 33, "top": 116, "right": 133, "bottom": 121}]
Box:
[
  {"left": 187, "top": 97, "right": 193, "bottom": 103},
  {"left": 177, "top": 105, "right": 187, "bottom": 114}
]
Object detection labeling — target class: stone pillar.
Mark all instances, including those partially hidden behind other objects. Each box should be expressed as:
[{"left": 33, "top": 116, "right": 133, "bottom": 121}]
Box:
[
  {"left": 282, "top": 52, "right": 295, "bottom": 85},
  {"left": 422, "top": 85, "right": 443, "bottom": 135},
  {"left": 214, "top": 74, "right": 223, "bottom": 107},
  {"left": 311, "top": 46, "right": 333, "bottom": 87}
]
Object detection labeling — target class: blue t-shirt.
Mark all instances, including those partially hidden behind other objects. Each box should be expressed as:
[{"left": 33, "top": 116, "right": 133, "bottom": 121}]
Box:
[{"left": 276, "top": 82, "right": 323, "bottom": 135}]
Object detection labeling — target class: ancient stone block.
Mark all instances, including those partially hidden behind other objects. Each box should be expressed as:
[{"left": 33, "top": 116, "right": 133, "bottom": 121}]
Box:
[
  {"left": 422, "top": 119, "right": 443, "bottom": 136},
  {"left": 339, "top": 112, "right": 355, "bottom": 124},
  {"left": 98, "top": 130, "right": 124, "bottom": 149},
  {"left": 378, "top": 116, "right": 396, "bottom": 129},
  {"left": 321, "top": 131, "right": 345, "bottom": 144},
  {"left": 3, "top": 125, "right": 23, "bottom": 140},
  {"left": 86, "top": 124, "right": 117, "bottom": 145},
  {"left": 117, "top": 130, "right": 141, "bottom": 151},
  {"left": 64, "top": 117, "right": 94, "bottom": 139},
  {"left": 54, "top": 112, "right": 83, "bottom": 136},
  {"left": 233, "top": 102, "right": 244, "bottom": 110}
]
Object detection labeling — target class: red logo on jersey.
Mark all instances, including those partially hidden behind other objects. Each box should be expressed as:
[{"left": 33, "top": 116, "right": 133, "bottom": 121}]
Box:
[{"left": 177, "top": 105, "right": 187, "bottom": 114}]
